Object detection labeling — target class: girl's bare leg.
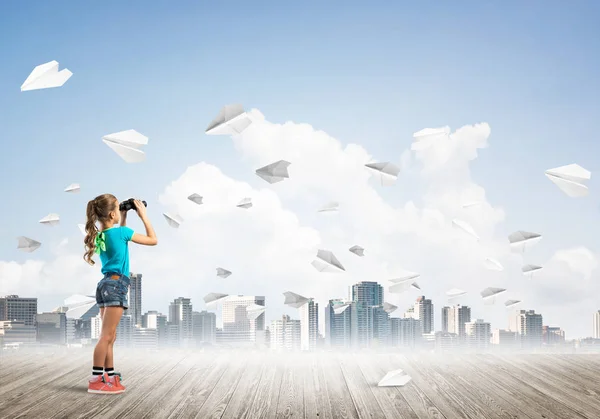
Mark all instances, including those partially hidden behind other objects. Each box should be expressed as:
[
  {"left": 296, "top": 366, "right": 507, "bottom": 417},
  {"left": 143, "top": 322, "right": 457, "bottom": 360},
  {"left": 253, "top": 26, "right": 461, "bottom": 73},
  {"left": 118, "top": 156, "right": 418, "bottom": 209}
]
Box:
[{"left": 93, "top": 307, "right": 123, "bottom": 367}]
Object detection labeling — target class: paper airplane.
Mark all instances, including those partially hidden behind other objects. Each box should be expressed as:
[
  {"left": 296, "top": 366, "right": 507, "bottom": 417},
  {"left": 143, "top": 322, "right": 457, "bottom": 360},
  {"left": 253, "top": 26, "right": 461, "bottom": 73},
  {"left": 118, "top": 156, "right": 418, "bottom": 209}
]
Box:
[
  {"left": 484, "top": 257, "right": 504, "bottom": 271},
  {"left": 389, "top": 279, "right": 420, "bottom": 294},
  {"left": 504, "top": 300, "right": 521, "bottom": 308},
  {"left": 64, "top": 183, "right": 80, "bottom": 193},
  {"left": 237, "top": 197, "right": 252, "bottom": 209},
  {"left": 39, "top": 213, "right": 60, "bottom": 226},
  {"left": 452, "top": 219, "right": 479, "bottom": 240},
  {"left": 102, "top": 129, "right": 148, "bottom": 163},
  {"left": 317, "top": 201, "right": 339, "bottom": 213},
  {"left": 349, "top": 245, "right": 364, "bottom": 257},
  {"left": 163, "top": 213, "right": 183, "bottom": 228},
  {"left": 188, "top": 193, "right": 203, "bottom": 205},
  {"left": 77, "top": 224, "right": 86, "bottom": 236},
  {"left": 333, "top": 303, "right": 351, "bottom": 315},
  {"left": 411, "top": 127, "right": 451, "bottom": 151},
  {"left": 311, "top": 249, "right": 345, "bottom": 273},
  {"left": 378, "top": 369, "right": 412, "bottom": 387},
  {"left": 509, "top": 231, "right": 542, "bottom": 253},
  {"left": 246, "top": 304, "right": 266, "bottom": 321},
  {"left": 446, "top": 288, "right": 467, "bottom": 299},
  {"left": 256, "top": 160, "right": 291, "bottom": 184},
  {"left": 204, "top": 293, "right": 228, "bottom": 306},
  {"left": 283, "top": 291, "right": 310, "bottom": 308},
  {"left": 522, "top": 264, "right": 543, "bottom": 277},
  {"left": 480, "top": 287, "right": 506, "bottom": 304},
  {"left": 389, "top": 270, "right": 420, "bottom": 282},
  {"left": 365, "top": 162, "right": 400, "bottom": 186},
  {"left": 53, "top": 295, "right": 96, "bottom": 319},
  {"left": 545, "top": 163, "right": 591, "bottom": 198},
  {"left": 205, "top": 104, "right": 253, "bottom": 135},
  {"left": 21, "top": 60, "right": 72, "bottom": 92},
  {"left": 216, "top": 267, "right": 232, "bottom": 278},
  {"left": 17, "top": 236, "right": 41, "bottom": 253},
  {"left": 383, "top": 302, "right": 398, "bottom": 314},
  {"left": 462, "top": 201, "right": 483, "bottom": 208}
]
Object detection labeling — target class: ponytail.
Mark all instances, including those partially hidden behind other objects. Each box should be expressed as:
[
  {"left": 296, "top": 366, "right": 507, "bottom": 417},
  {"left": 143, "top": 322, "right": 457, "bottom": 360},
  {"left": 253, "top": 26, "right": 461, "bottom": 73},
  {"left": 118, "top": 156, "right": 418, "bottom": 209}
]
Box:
[{"left": 83, "top": 199, "right": 99, "bottom": 265}]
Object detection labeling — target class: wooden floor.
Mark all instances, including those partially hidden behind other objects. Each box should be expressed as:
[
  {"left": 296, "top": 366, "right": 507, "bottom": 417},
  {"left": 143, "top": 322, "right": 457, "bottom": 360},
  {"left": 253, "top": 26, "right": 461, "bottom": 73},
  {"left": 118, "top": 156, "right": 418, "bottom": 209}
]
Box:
[{"left": 1, "top": 349, "right": 600, "bottom": 419}]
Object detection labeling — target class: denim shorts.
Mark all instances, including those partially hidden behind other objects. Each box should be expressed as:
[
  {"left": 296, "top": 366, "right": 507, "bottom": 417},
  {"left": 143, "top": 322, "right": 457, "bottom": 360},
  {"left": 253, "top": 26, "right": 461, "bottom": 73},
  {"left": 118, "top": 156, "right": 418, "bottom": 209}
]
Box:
[{"left": 96, "top": 273, "right": 130, "bottom": 310}]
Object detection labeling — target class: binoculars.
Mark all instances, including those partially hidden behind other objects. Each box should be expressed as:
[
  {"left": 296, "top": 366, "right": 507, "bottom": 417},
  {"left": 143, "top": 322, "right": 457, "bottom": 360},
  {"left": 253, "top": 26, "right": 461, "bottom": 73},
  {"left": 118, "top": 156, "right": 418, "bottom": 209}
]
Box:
[{"left": 119, "top": 198, "right": 147, "bottom": 212}]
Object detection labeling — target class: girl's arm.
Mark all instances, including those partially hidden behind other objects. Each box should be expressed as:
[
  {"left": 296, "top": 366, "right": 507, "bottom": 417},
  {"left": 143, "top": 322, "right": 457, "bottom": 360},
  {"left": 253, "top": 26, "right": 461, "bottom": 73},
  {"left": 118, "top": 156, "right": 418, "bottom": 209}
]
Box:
[
  {"left": 131, "top": 199, "right": 158, "bottom": 246},
  {"left": 120, "top": 209, "right": 127, "bottom": 227}
]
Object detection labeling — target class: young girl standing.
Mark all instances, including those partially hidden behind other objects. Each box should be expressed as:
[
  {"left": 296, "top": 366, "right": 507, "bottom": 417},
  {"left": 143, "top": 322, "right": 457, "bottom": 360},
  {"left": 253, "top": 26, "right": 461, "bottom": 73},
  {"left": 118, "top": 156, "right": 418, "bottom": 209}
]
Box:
[{"left": 83, "top": 194, "right": 157, "bottom": 394}]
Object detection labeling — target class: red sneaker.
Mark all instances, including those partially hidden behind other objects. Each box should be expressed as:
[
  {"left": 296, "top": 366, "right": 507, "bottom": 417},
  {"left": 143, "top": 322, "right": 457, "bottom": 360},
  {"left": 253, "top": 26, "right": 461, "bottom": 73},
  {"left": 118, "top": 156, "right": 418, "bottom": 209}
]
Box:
[
  {"left": 105, "top": 372, "right": 126, "bottom": 391},
  {"left": 88, "top": 375, "right": 124, "bottom": 394}
]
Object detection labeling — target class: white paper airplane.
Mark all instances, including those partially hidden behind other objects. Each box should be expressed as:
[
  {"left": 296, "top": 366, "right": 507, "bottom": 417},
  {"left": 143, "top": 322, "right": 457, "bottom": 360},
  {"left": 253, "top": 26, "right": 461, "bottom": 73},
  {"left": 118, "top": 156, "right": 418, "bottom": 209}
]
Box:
[
  {"left": 205, "top": 104, "right": 253, "bottom": 135},
  {"left": 333, "top": 303, "right": 351, "bottom": 315},
  {"left": 483, "top": 257, "right": 504, "bottom": 271},
  {"left": 16, "top": 236, "right": 41, "bottom": 252},
  {"left": 39, "top": 213, "right": 60, "bottom": 226},
  {"left": 446, "top": 288, "right": 467, "bottom": 299},
  {"left": 522, "top": 264, "right": 543, "bottom": 278},
  {"left": 378, "top": 369, "right": 412, "bottom": 387},
  {"left": 389, "top": 279, "right": 420, "bottom": 294},
  {"left": 317, "top": 201, "right": 339, "bottom": 213},
  {"left": 383, "top": 302, "right": 398, "bottom": 314},
  {"left": 452, "top": 219, "right": 479, "bottom": 240},
  {"left": 188, "top": 193, "right": 203, "bottom": 205},
  {"left": 77, "top": 224, "right": 86, "bottom": 236},
  {"left": 283, "top": 291, "right": 310, "bottom": 308},
  {"left": 462, "top": 201, "right": 483, "bottom": 208},
  {"left": 311, "top": 249, "right": 345, "bottom": 273},
  {"left": 389, "top": 270, "right": 420, "bottom": 282},
  {"left": 237, "top": 197, "right": 252, "bottom": 209},
  {"left": 256, "top": 160, "right": 291, "bottom": 184},
  {"left": 365, "top": 162, "right": 400, "bottom": 186},
  {"left": 216, "top": 267, "right": 232, "bottom": 278},
  {"left": 544, "top": 163, "right": 591, "bottom": 198},
  {"left": 64, "top": 183, "right": 80, "bottom": 193},
  {"left": 509, "top": 231, "right": 542, "bottom": 253},
  {"left": 204, "top": 293, "right": 228, "bottom": 306},
  {"left": 162, "top": 213, "right": 183, "bottom": 228},
  {"left": 21, "top": 60, "right": 72, "bottom": 92},
  {"left": 481, "top": 287, "right": 506, "bottom": 305},
  {"left": 504, "top": 299, "right": 521, "bottom": 308},
  {"left": 246, "top": 304, "right": 266, "bottom": 321},
  {"left": 102, "top": 129, "right": 148, "bottom": 163},
  {"left": 411, "top": 127, "right": 451, "bottom": 151},
  {"left": 349, "top": 245, "right": 364, "bottom": 257}
]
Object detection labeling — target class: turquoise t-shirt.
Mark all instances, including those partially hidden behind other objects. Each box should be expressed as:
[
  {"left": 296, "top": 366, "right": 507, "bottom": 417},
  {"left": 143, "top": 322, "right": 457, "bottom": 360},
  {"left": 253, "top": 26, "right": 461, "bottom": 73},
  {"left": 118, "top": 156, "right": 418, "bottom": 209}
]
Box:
[{"left": 99, "top": 226, "right": 135, "bottom": 276}]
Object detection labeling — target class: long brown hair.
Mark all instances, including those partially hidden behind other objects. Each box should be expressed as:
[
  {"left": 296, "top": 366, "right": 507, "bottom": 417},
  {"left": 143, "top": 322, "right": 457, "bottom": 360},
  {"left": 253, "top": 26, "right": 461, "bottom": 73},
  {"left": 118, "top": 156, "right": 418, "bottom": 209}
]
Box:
[{"left": 84, "top": 194, "right": 118, "bottom": 265}]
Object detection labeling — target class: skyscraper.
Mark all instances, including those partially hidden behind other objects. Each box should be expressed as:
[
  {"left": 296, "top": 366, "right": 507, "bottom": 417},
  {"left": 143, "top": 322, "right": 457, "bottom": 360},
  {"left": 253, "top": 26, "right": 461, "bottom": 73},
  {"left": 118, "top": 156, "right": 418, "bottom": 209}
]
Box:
[
  {"left": 299, "top": 298, "right": 318, "bottom": 351},
  {"left": 0, "top": 295, "right": 38, "bottom": 326},
  {"left": 441, "top": 306, "right": 450, "bottom": 333},
  {"left": 414, "top": 296, "right": 434, "bottom": 334},
  {"left": 351, "top": 281, "right": 389, "bottom": 348},
  {"left": 192, "top": 310, "right": 216, "bottom": 344},
  {"left": 448, "top": 305, "right": 471, "bottom": 341},
  {"left": 351, "top": 281, "right": 384, "bottom": 307},
  {"left": 465, "top": 319, "right": 491, "bottom": 350},
  {"left": 129, "top": 273, "right": 143, "bottom": 328},
  {"left": 325, "top": 299, "right": 352, "bottom": 349},
  {"left": 169, "top": 297, "right": 193, "bottom": 344},
  {"left": 35, "top": 312, "right": 67, "bottom": 345},
  {"left": 510, "top": 309, "right": 543, "bottom": 348},
  {"left": 594, "top": 311, "right": 600, "bottom": 339},
  {"left": 221, "top": 295, "right": 265, "bottom": 344},
  {"left": 390, "top": 318, "right": 422, "bottom": 348},
  {"left": 270, "top": 315, "right": 301, "bottom": 351}
]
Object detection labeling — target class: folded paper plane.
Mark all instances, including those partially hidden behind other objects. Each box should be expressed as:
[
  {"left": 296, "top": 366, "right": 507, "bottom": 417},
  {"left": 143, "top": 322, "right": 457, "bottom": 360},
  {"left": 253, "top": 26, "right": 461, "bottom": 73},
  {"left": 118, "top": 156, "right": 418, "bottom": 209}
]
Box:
[
  {"left": 311, "top": 249, "right": 345, "bottom": 273},
  {"left": 21, "top": 60, "right": 72, "bottom": 92},
  {"left": 188, "top": 193, "right": 203, "bottom": 205},
  {"left": 383, "top": 302, "right": 398, "bottom": 314},
  {"left": 102, "top": 129, "right": 148, "bottom": 163},
  {"left": 378, "top": 369, "right": 412, "bottom": 387},
  {"left": 317, "top": 201, "right": 339, "bottom": 213},
  {"left": 509, "top": 230, "right": 542, "bottom": 253},
  {"left": 545, "top": 163, "right": 591, "bottom": 198},
  {"left": 64, "top": 183, "right": 80, "bottom": 193},
  {"left": 39, "top": 213, "right": 60, "bottom": 226},
  {"left": 163, "top": 213, "right": 183, "bottom": 228},
  {"left": 256, "top": 160, "right": 291, "bottom": 184},
  {"left": 17, "top": 236, "right": 41, "bottom": 252},
  {"left": 447, "top": 288, "right": 467, "bottom": 299},
  {"left": 452, "top": 219, "right": 479, "bottom": 240},
  {"left": 205, "top": 104, "right": 253, "bottom": 136},
  {"left": 333, "top": 303, "right": 351, "bottom": 315},
  {"left": 484, "top": 257, "right": 504, "bottom": 271},
  {"left": 204, "top": 293, "right": 228, "bottom": 306},
  {"left": 349, "top": 245, "right": 364, "bottom": 257},
  {"left": 237, "top": 197, "right": 252, "bottom": 209},
  {"left": 504, "top": 299, "right": 521, "bottom": 308},
  {"left": 283, "top": 291, "right": 310, "bottom": 308},
  {"left": 216, "top": 267, "right": 232, "bottom": 278},
  {"left": 365, "top": 162, "right": 400, "bottom": 186},
  {"left": 246, "top": 304, "right": 266, "bottom": 321}
]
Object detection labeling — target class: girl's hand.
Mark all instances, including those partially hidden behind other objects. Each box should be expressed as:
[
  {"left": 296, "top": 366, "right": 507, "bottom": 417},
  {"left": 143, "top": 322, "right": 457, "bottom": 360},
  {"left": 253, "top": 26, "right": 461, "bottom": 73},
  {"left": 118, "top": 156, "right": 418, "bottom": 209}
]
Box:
[{"left": 134, "top": 199, "right": 147, "bottom": 219}]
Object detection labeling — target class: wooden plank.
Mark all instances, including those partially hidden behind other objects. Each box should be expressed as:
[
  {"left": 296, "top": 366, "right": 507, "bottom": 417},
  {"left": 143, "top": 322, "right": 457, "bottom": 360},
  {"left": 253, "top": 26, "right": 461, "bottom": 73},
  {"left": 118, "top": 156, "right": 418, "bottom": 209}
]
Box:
[
  {"left": 469, "top": 355, "right": 590, "bottom": 419},
  {"left": 192, "top": 353, "right": 248, "bottom": 419},
  {"left": 372, "top": 353, "right": 446, "bottom": 419},
  {"left": 220, "top": 353, "right": 267, "bottom": 419},
  {"left": 319, "top": 354, "right": 360, "bottom": 419},
  {"left": 239, "top": 352, "right": 284, "bottom": 419},
  {"left": 495, "top": 355, "right": 600, "bottom": 417},
  {"left": 303, "top": 353, "right": 334, "bottom": 419},
  {"left": 274, "top": 354, "right": 304, "bottom": 419}
]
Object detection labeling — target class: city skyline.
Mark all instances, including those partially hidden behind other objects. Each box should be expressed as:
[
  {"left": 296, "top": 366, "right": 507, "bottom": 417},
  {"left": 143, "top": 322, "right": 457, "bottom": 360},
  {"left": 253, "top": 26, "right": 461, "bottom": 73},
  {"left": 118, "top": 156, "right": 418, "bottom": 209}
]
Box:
[{"left": 1, "top": 2, "right": 600, "bottom": 340}]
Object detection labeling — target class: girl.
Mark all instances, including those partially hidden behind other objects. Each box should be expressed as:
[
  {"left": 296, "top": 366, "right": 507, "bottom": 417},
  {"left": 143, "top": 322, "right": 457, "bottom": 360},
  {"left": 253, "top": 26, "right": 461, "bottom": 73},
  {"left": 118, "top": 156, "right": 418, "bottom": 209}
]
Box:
[{"left": 84, "top": 194, "right": 157, "bottom": 394}]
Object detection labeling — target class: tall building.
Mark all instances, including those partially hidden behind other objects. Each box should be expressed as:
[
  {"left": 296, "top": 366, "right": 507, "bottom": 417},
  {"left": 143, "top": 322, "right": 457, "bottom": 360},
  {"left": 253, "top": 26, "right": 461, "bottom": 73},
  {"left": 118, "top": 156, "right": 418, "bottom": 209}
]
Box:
[
  {"left": 351, "top": 281, "right": 384, "bottom": 307},
  {"left": 510, "top": 309, "right": 543, "bottom": 348},
  {"left": 594, "top": 311, "right": 600, "bottom": 339},
  {"left": 299, "top": 299, "right": 318, "bottom": 351},
  {"left": 142, "top": 310, "right": 168, "bottom": 346},
  {"left": 465, "top": 319, "right": 491, "bottom": 350},
  {"left": 448, "top": 305, "right": 471, "bottom": 342},
  {"left": 491, "top": 329, "right": 518, "bottom": 348},
  {"left": 132, "top": 328, "right": 158, "bottom": 349},
  {"left": 128, "top": 273, "right": 143, "bottom": 327},
  {"left": 270, "top": 315, "right": 301, "bottom": 350},
  {"left": 221, "top": 295, "right": 265, "bottom": 344},
  {"left": 115, "top": 315, "right": 133, "bottom": 347},
  {"left": 441, "top": 306, "right": 450, "bottom": 333},
  {"left": 414, "top": 296, "right": 434, "bottom": 334},
  {"left": 169, "top": 297, "right": 193, "bottom": 345},
  {"left": 35, "top": 312, "right": 67, "bottom": 345},
  {"left": 390, "top": 318, "right": 422, "bottom": 348},
  {"left": 0, "top": 320, "right": 36, "bottom": 345},
  {"left": 192, "top": 310, "right": 216, "bottom": 344},
  {"left": 325, "top": 299, "right": 352, "bottom": 349},
  {"left": 0, "top": 295, "right": 38, "bottom": 326},
  {"left": 542, "top": 326, "right": 565, "bottom": 345}
]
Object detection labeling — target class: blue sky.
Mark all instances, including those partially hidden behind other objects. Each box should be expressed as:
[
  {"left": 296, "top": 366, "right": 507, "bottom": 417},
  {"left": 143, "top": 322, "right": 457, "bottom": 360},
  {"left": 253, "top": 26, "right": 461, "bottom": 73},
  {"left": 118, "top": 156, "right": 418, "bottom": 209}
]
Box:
[{"left": 1, "top": 1, "right": 599, "bottom": 322}]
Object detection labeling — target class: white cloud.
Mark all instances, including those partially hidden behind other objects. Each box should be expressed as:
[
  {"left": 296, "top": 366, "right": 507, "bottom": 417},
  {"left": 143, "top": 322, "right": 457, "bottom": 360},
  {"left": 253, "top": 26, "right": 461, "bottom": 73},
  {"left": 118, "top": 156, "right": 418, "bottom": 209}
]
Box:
[{"left": 1, "top": 112, "right": 597, "bottom": 338}]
